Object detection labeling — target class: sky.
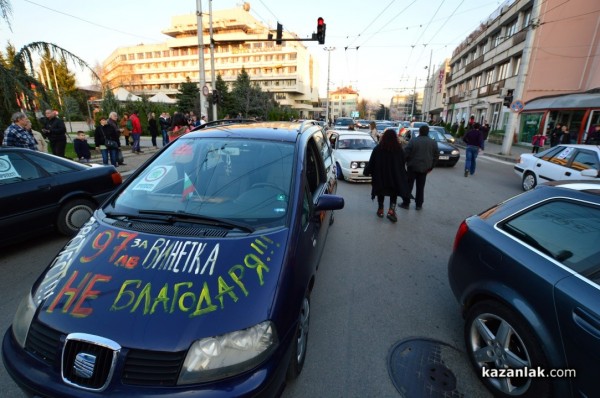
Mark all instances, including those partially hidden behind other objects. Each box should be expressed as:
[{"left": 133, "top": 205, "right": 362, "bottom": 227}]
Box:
[{"left": 3, "top": 0, "right": 506, "bottom": 103}]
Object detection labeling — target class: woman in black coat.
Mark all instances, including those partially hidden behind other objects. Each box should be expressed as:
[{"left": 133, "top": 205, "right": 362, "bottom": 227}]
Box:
[
  {"left": 148, "top": 112, "right": 159, "bottom": 148},
  {"left": 363, "top": 128, "right": 410, "bottom": 222}
]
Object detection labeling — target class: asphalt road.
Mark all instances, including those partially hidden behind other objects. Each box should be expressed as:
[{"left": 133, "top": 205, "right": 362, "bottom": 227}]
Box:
[{"left": 0, "top": 150, "right": 522, "bottom": 397}]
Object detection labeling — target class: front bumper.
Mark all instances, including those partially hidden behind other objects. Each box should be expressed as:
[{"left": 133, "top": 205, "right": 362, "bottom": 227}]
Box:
[
  {"left": 341, "top": 166, "right": 371, "bottom": 182},
  {"left": 2, "top": 326, "right": 292, "bottom": 398}
]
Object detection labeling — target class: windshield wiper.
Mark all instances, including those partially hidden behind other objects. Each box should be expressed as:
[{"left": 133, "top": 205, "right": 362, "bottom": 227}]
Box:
[
  {"left": 503, "top": 224, "right": 554, "bottom": 258},
  {"left": 138, "top": 210, "right": 255, "bottom": 233}
]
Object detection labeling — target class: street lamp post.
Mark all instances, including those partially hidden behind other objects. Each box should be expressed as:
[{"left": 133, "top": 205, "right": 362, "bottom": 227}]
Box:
[{"left": 324, "top": 47, "right": 335, "bottom": 126}]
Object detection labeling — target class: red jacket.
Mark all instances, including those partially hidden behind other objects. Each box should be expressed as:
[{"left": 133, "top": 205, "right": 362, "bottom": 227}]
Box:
[{"left": 129, "top": 113, "right": 142, "bottom": 133}]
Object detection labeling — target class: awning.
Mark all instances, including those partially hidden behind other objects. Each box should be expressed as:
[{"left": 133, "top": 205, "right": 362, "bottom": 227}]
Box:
[{"left": 523, "top": 92, "right": 600, "bottom": 111}]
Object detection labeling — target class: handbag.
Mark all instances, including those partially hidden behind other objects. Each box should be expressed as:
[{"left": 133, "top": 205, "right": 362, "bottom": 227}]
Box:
[{"left": 105, "top": 139, "right": 118, "bottom": 149}]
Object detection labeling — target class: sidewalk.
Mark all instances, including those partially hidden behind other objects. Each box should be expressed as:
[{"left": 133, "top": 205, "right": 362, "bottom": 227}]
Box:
[{"left": 88, "top": 141, "right": 162, "bottom": 176}]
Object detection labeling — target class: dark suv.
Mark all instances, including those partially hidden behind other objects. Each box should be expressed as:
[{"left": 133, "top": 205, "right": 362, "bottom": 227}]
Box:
[{"left": 3, "top": 121, "right": 344, "bottom": 398}]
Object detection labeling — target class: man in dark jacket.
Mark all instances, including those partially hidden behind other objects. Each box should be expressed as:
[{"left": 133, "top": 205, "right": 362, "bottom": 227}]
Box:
[
  {"left": 400, "top": 125, "right": 438, "bottom": 210},
  {"left": 41, "top": 109, "right": 67, "bottom": 157},
  {"left": 463, "top": 123, "right": 485, "bottom": 177}
]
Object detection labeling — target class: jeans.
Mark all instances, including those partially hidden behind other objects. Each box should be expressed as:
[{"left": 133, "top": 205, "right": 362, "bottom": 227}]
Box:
[
  {"left": 465, "top": 146, "right": 479, "bottom": 175},
  {"left": 131, "top": 133, "right": 141, "bottom": 152},
  {"left": 162, "top": 130, "right": 169, "bottom": 147},
  {"left": 101, "top": 148, "right": 118, "bottom": 166}
]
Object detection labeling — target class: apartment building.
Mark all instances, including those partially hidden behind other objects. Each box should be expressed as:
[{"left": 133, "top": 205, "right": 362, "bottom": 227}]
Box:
[
  {"left": 101, "top": 5, "right": 321, "bottom": 118},
  {"left": 422, "top": 60, "right": 450, "bottom": 123},
  {"left": 328, "top": 86, "right": 359, "bottom": 119},
  {"left": 389, "top": 93, "right": 421, "bottom": 121},
  {"left": 445, "top": 0, "right": 600, "bottom": 143},
  {"left": 445, "top": 0, "right": 532, "bottom": 134}
]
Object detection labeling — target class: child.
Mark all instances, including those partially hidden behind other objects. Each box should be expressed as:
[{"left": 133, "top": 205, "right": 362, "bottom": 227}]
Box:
[
  {"left": 531, "top": 131, "right": 547, "bottom": 154},
  {"left": 74, "top": 131, "right": 91, "bottom": 163}
]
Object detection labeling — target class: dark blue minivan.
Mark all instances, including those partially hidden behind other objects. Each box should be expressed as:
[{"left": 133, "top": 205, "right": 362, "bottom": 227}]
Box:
[{"left": 3, "top": 121, "right": 344, "bottom": 397}]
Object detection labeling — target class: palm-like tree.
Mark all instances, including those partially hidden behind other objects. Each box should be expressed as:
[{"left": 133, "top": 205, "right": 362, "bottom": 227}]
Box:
[{"left": 0, "top": 0, "right": 97, "bottom": 125}]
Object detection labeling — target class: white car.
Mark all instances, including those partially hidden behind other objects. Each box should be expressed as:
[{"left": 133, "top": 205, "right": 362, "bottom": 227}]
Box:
[
  {"left": 327, "top": 130, "right": 376, "bottom": 182},
  {"left": 514, "top": 144, "right": 600, "bottom": 191}
]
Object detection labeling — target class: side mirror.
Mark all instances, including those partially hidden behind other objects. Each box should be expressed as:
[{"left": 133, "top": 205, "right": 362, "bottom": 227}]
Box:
[
  {"left": 314, "top": 194, "right": 344, "bottom": 211},
  {"left": 581, "top": 168, "right": 599, "bottom": 178}
]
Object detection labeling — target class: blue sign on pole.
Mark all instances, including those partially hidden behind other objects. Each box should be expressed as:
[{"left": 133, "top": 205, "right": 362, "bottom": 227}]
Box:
[{"left": 510, "top": 99, "right": 525, "bottom": 113}]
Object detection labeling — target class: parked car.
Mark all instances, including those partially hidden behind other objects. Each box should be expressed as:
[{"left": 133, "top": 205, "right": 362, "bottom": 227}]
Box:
[
  {"left": 327, "top": 130, "right": 376, "bottom": 182},
  {"left": 448, "top": 180, "right": 600, "bottom": 398},
  {"left": 2, "top": 121, "right": 344, "bottom": 397},
  {"left": 401, "top": 128, "right": 460, "bottom": 167},
  {"left": 334, "top": 117, "right": 354, "bottom": 128},
  {"left": 430, "top": 125, "right": 455, "bottom": 143},
  {"left": 410, "top": 121, "right": 429, "bottom": 129},
  {"left": 0, "top": 147, "right": 122, "bottom": 246},
  {"left": 514, "top": 144, "right": 600, "bottom": 191}
]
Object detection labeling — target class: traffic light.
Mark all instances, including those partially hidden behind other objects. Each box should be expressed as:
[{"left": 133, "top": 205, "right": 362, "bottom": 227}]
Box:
[
  {"left": 503, "top": 89, "right": 514, "bottom": 108},
  {"left": 276, "top": 23, "right": 283, "bottom": 45},
  {"left": 212, "top": 89, "right": 220, "bottom": 105},
  {"left": 316, "top": 17, "right": 326, "bottom": 45}
]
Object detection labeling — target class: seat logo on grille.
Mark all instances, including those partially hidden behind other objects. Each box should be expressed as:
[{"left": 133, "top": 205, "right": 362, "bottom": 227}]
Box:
[{"left": 73, "top": 352, "right": 96, "bottom": 379}]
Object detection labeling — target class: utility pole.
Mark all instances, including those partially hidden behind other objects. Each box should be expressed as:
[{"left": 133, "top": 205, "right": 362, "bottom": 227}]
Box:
[
  {"left": 324, "top": 47, "right": 335, "bottom": 126},
  {"left": 208, "top": 0, "right": 217, "bottom": 120},
  {"left": 424, "top": 49, "right": 432, "bottom": 121},
  {"left": 411, "top": 76, "right": 417, "bottom": 119},
  {"left": 196, "top": 0, "right": 207, "bottom": 117}
]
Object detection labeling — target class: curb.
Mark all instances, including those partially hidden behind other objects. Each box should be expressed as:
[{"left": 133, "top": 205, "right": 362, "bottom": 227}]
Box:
[{"left": 454, "top": 143, "right": 521, "bottom": 163}]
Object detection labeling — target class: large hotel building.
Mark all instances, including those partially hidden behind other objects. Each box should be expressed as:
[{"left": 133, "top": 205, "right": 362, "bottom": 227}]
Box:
[{"left": 101, "top": 4, "right": 321, "bottom": 117}]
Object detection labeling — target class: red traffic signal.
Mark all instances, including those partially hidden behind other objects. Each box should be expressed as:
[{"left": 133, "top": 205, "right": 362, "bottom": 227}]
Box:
[{"left": 316, "top": 17, "right": 326, "bottom": 45}]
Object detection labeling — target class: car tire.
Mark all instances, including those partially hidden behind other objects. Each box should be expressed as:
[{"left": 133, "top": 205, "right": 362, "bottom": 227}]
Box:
[
  {"left": 286, "top": 294, "right": 310, "bottom": 381},
  {"left": 335, "top": 162, "right": 344, "bottom": 181},
  {"left": 464, "top": 300, "right": 551, "bottom": 398},
  {"left": 522, "top": 171, "right": 537, "bottom": 191},
  {"left": 56, "top": 198, "right": 96, "bottom": 236}
]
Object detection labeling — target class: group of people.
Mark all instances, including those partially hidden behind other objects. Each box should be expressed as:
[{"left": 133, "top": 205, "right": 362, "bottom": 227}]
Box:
[
  {"left": 159, "top": 111, "right": 206, "bottom": 146},
  {"left": 363, "top": 125, "right": 438, "bottom": 222},
  {"left": 2, "top": 109, "right": 66, "bottom": 155}
]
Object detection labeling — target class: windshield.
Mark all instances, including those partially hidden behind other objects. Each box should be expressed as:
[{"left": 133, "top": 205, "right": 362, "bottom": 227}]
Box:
[
  {"left": 107, "top": 137, "right": 295, "bottom": 230},
  {"left": 428, "top": 130, "right": 448, "bottom": 142},
  {"left": 337, "top": 137, "right": 376, "bottom": 150}
]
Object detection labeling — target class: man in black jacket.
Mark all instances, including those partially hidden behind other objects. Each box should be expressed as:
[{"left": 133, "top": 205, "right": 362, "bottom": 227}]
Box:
[
  {"left": 41, "top": 109, "right": 67, "bottom": 157},
  {"left": 400, "top": 125, "right": 438, "bottom": 210}
]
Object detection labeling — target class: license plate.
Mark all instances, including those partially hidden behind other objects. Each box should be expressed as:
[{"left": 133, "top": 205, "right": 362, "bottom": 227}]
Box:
[{"left": 439, "top": 156, "right": 449, "bottom": 160}]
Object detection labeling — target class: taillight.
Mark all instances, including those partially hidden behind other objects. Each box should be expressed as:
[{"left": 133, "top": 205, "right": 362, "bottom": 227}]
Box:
[
  {"left": 111, "top": 172, "right": 123, "bottom": 185},
  {"left": 452, "top": 220, "right": 468, "bottom": 251}
]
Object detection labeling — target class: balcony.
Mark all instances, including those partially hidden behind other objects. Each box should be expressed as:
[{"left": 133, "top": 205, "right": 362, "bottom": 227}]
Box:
[
  {"left": 512, "top": 31, "right": 526, "bottom": 46},
  {"left": 465, "top": 56, "right": 484, "bottom": 73}
]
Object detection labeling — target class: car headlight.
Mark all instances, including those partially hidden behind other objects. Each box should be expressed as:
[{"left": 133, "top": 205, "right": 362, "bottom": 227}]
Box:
[
  {"left": 178, "top": 320, "right": 277, "bottom": 384},
  {"left": 351, "top": 161, "right": 358, "bottom": 169},
  {"left": 451, "top": 149, "right": 460, "bottom": 155},
  {"left": 11, "top": 293, "right": 37, "bottom": 348}
]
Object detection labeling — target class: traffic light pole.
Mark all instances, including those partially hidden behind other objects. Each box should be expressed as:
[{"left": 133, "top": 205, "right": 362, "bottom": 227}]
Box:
[{"left": 208, "top": 0, "right": 217, "bottom": 120}]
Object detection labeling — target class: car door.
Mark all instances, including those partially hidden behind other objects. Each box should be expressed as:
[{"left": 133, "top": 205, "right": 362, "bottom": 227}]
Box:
[
  {"left": 565, "top": 148, "right": 600, "bottom": 180},
  {"left": 0, "top": 151, "right": 61, "bottom": 240},
  {"left": 537, "top": 146, "right": 577, "bottom": 183},
  {"left": 554, "top": 275, "right": 600, "bottom": 396}
]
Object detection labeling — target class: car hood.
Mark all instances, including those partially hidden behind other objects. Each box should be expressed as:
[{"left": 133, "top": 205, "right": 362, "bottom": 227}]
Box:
[
  {"left": 334, "top": 149, "right": 372, "bottom": 162},
  {"left": 34, "top": 218, "right": 288, "bottom": 351},
  {"left": 436, "top": 142, "right": 458, "bottom": 152}
]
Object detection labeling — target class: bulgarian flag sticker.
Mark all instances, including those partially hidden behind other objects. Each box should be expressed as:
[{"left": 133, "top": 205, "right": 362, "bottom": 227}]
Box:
[{"left": 182, "top": 172, "right": 196, "bottom": 200}]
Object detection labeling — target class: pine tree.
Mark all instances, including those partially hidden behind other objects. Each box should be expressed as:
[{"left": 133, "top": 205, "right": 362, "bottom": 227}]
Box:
[{"left": 176, "top": 77, "right": 199, "bottom": 115}]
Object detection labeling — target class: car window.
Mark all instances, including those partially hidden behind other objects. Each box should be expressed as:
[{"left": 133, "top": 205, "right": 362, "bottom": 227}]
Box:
[
  {"left": 0, "top": 152, "right": 43, "bottom": 184},
  {"left": 569, "top": 150, "right": 599, "bottom": 171},
  {"left": 29, "top": 154, "right": 75, "bottom": 175},
  {"left": 306, "top": 138, "right": 325, "bottom": 196},
  {"left": 113, "top": 137, "right": 294, "bottom": 229},
  {"left": 313, "top": 130, "right": 332, "bottom": 169},
  {"left": 501, "top": 200, "right": 600, "bottom": 283},
  {"left": 544, "top": 146, "right": 575, "bottom": 166}
]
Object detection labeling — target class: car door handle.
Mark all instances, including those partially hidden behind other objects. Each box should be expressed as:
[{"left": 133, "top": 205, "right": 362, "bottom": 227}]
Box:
[
  {"left": 565, "top": 171, "right": 571, "bottom": 176},
  {"left": 536, "top": 163, "right": 541, "bottom": 167},
  {"left": 37, "top": 184, "right": 52, "bottom": 191},
  {"left": 573, "top": 307, "right": 600, "bottom": 339}
]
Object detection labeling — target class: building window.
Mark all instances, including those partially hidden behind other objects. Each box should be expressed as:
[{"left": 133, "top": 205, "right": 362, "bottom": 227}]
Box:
[
  {"left": 154, "top": 51, "right": 161, "bottom": 58},
  {"left": 253, "top": 43, "right": 262, "bottom": 49},
  {"left": 506, "top": 19, "right": 518, "bottom": 37},
  {"left": 145, "top": 52, "right": 152, "bottom": 58},
  {"left": 498, "top": 62, "right": 510, "bottom": 81},
  {"left": 128, "top": 54, "right": 135, "bottom": 60},
  {"left": 513, "top": 56, "right": 522, "bottom": 76},
  {"left": 475, "top": 74, "right": 482, "bottom": 88},
  {"left": 289, "top": 53, "right": 297, "bottom": 60},
  {"left": 522, "top": 8, "right": 532, "bottom": 29},
  {"left": 491, "top": 32, "right": 501, "bottom": 48},
  {"left": 137, "top": 53, "right": 144, "bottom": 59},
  {"left": 485, "top": 69, "right": 494, "bottom": 85},
  {"left": 163, "top": 50, "right": 169, "bottom": 57}
]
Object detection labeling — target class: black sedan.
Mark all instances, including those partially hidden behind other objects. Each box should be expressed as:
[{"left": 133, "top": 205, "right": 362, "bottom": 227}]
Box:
[
  {"left": 0, "top": 147, "right": 122, "bottom": 246},
  {"left": 448, "top": 180, "right": 600, "bottom": 397},
  {"left": 402, "top": 128, "right": 460, "bottom": 166}
]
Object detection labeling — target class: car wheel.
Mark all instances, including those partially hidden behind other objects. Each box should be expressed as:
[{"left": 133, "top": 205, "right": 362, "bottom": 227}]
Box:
[
  {"left": 56, "top": 198, "right": 95, "bottom": 236},
  {"left": 465, "top": 300, "right": 551, "bottom": 398},
  {"left": 335, "top": 162, "right": 344, "bottom": 181},
  {"left": 286, "top": 294, "right": 310, "bottom": 381},
  {"left": 522, "top": 172, "right": 537, "bottom": 191}
]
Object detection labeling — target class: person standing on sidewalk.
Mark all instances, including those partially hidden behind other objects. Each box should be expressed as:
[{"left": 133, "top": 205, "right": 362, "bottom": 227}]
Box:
[
  {"left": 129, "top": 110, "right": 143, "bottom": 154},
  {"left": 148, "top": 112, "right": 158, "bottom": 149},
  {"left": 159, "top": 112, "right": 171, "bottom": 146},
  {"left": 560, "top": 125, "right": 572, "bottom": 144},
  {"left": 108, "top": 111, "right": 126, "bottom": 166},
  {"left": 463, "top": 122, "right": 484, "bottom": 177},
  {"left": 41, "top": 109, "right": 67, "bottom": 157},
  {"left": 3, "top": 112, "right": 38, "bottom": 150},
  {"left": 400, "top": 125, "right": 438, "bottom": 210},
  {"left": 363, "top": 128, "right": 409, "bottom": 222},
  {"left": 531, "top": 131, "right": 547, "bottom": 153}
]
